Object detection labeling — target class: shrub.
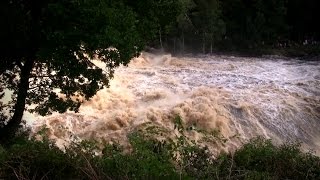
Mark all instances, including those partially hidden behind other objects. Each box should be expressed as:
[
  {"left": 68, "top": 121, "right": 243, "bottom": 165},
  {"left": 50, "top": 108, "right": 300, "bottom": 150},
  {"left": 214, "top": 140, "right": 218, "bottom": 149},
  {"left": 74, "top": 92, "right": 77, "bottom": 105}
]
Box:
[
  {"left": 0, "top": 136, "right": 80, "bottom": 179},
  {"left": 1, "top": 126, "right": 320, "bottom": 179}
]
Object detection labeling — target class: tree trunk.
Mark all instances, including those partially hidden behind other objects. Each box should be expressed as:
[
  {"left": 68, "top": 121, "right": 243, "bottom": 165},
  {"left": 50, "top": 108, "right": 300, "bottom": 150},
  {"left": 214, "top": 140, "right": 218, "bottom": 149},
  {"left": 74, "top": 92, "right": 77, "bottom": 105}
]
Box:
[
  {"left": 0, "top": 1, "right": 39, "bottom": 142},
  {"left": 202, "top": 35, "right": 206, "bottom": 54},
  {"left": 210, "top": 42, "right": 213, "bottom": 54},
  {"left": 182, "top": 31, "right": 185, "bottom": 54},
  {"left": 1, "top": 59, "right": 34, "bottom": 139},
  {"left": 159, "top": 28, "right": 163, "bottom": 49},
  {"left": 173, "top": 38, "right": 176, "bottom": 54}
]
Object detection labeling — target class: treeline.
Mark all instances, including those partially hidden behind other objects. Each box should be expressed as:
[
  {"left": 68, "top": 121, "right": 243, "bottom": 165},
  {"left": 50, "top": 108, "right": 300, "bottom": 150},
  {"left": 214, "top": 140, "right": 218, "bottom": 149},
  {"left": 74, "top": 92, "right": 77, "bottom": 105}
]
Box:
[{"left": 154, "top": 0, "right": 320, "bottom": 55}]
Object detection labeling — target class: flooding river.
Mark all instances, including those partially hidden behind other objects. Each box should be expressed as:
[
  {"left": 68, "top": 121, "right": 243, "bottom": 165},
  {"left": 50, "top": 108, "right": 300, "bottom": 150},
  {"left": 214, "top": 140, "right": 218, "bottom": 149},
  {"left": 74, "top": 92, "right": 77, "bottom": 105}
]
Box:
[{"left": 31, "top": 53, "right": 320, "bottom": 154}]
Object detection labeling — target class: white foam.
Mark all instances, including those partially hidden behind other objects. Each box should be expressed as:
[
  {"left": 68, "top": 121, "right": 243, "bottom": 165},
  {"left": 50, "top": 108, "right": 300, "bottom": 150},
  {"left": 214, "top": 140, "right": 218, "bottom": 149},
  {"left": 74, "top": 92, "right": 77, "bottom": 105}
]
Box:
[{"left": 29, "top": 53, "right": 320, "bottom": 154}]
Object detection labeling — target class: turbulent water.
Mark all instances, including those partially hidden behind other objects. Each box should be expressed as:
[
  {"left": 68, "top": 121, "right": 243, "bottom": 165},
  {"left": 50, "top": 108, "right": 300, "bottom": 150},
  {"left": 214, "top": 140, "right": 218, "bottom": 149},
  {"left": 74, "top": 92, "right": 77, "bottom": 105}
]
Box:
[{"left": 30, "top": 53, "right": 320, "bottom": 154}]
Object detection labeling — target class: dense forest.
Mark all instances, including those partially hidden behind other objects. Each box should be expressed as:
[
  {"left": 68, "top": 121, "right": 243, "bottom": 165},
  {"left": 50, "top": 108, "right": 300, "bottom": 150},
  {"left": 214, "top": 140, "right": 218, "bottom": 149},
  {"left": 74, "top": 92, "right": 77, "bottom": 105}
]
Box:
[{"left": 156, "top": 0, "right": 320, "bottom": 55}]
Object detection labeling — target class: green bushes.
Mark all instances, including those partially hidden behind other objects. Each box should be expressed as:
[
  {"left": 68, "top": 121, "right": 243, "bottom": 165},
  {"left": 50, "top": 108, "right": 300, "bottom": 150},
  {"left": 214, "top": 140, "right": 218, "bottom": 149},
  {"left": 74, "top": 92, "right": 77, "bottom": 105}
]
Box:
[
  {"left": 0, "top": 138, "right": 79, "bottom": 179},
  {"left": 99, "top": 132, "right": 179, "bottom": 179},
  {"left": 233, "top": 138, "right": 320, "bottom": 179},
  {"left": 0, "top": 131, "right": 319, "bottom": 179}
]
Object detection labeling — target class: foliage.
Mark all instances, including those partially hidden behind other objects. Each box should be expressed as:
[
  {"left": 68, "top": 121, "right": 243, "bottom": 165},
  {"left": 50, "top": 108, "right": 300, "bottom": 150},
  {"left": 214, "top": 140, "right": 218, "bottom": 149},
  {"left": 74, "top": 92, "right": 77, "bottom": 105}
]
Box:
[
  {"left": 191, "top": 0, "right": 225, "bottom": 49},
  {"left": 0, "top": 136, "right": 79, "bottom": 179},
  {"left": 99, "top": 132, "right": 178, "bottom": 179},
  {"left": 233, "top": 138, "right": 320, "bottom": 179},
  {"left": 221, "top": 0, "right": 288, "bottom": 48},
  {"left": 160, "top": 0, "right": 320, "bottom": 54},
  {"left": 125, "top": 0, "right": 182, "bottom": 49},
  {"left": 0, "top": 131, "right": 320, "bottom": 179},
  {"left": 0, "top": 0, "right": 182, "bottom": 138}
]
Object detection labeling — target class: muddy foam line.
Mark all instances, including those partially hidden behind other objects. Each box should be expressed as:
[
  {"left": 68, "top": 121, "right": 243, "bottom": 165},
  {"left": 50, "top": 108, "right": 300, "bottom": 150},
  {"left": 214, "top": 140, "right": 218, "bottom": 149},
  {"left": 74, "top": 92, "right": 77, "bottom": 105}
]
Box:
[{"left": 30, "top": 53, "right": 320, "bottom": 155}]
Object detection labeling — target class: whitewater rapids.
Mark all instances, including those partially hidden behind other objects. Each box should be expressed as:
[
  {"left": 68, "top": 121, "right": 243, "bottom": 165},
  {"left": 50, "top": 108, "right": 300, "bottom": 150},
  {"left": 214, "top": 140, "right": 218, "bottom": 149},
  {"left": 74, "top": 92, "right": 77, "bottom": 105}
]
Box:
[{"left": 30, "top": 53, "right": 320, "bottom": 155}]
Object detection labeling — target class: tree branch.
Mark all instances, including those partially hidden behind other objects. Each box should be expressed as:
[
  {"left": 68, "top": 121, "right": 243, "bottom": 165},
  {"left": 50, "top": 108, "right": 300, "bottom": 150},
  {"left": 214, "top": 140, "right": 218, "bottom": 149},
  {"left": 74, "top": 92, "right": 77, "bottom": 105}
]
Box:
[
  {"left": 29, "top": 75, "right": 58, "bottom": 78},
  {"left": 84, "top": 59, "right": 110, "bottom": 74}
]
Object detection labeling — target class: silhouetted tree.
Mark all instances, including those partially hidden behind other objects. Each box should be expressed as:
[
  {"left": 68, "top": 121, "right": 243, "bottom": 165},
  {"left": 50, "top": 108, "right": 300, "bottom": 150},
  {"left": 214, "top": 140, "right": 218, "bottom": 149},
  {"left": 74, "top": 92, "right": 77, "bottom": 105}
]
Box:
[{"left": 0, "top": 0, "right": 180, "bottom": 139}]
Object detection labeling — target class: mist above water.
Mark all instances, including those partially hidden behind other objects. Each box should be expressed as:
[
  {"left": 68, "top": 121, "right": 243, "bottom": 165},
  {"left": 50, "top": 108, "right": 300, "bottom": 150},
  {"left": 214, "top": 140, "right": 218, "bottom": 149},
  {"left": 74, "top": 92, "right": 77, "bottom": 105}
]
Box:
[{"left": 31, "top": 53, "right": 320, "bottom": 154}]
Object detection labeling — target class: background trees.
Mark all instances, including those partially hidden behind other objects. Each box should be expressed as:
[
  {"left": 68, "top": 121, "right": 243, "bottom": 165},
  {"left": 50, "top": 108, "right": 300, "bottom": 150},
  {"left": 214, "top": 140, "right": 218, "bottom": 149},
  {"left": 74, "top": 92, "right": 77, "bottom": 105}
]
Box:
[
  {"left": 161, "top": 0, "right": 319, "bottom": 54},
  {"left": 221, "top": 0, "right": 287, "bottom": 48},
  {"left": 286, "top": 0, "right": 320, "bottom": 42},
  {"left": 125, "top": 0, "right": 181, "bottom": 50},
  {"left": 191, "top": 0, "right": 225, "bottom": 53}
]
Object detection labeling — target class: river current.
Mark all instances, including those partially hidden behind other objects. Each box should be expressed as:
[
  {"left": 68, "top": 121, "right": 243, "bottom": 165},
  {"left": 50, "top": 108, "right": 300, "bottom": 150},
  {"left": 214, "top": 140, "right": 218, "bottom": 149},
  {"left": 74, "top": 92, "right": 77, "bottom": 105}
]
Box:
[{"left": 30, "top": 53, "right": 320, "bottom": 154}]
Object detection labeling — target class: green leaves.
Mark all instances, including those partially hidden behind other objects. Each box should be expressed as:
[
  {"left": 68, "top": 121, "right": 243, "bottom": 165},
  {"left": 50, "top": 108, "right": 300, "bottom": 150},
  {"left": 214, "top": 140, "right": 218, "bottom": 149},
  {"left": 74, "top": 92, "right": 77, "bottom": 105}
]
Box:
[
  {"left": 1, "top": 0, "right": 180, "bottom": 128},
  {"left": 1, "top": 129, "right": 320, "bottom": 179}
]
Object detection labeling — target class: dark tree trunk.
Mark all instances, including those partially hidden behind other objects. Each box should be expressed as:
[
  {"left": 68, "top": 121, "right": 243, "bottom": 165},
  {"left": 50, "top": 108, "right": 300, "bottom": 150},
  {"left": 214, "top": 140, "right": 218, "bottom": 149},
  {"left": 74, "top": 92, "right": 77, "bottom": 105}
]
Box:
[
  {"left": 0, "top": 59, "right": 34, "bottom": 140},
  {"left": 202, "top": 35, "right": 206, "bottom": 54},
  {"left": 182, "top": 31, "right": 185, "bottom": 54},
  {"left": 159, "top": 28, "right": 163, "bottom": 49},
  {"left": 0, "top": 1, "right": 40, "bottom": 142},
  {"left": 173, "top": 38, "right": 176, "bottom": 54}
]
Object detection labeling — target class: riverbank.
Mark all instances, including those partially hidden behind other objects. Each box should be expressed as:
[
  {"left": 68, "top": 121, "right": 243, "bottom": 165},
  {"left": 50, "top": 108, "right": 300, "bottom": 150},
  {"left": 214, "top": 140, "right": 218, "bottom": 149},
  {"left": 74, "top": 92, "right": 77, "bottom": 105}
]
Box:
[
  {"left": 1, "top": 131, "right": 319, "bottom": 179},
  {"left": 165, "top": 44, "right": 320, "bottom": 60}
]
